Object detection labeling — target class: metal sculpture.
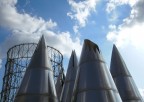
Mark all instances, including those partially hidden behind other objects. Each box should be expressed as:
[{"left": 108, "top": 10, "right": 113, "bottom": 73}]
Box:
[
  {"left": 14, "top": 35, "right": 58, "bottom": 102},
  {"left": 71, "top": 39, "right": 122, "bottom": 102},
  {"left": 110, "top": 45, "right": 144, "bottom": 102}
]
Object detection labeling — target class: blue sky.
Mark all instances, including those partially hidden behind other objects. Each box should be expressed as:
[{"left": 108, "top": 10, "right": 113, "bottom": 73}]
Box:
[{"left": 0, "top": 0, "right": 144, "bottom": 98}]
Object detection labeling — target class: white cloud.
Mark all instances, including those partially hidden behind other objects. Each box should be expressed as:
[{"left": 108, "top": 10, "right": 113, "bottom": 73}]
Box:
[
  {"left": 139, "top": 88, "right": 144, "bottom": 99},
  {"left": 106, "top": 0, "right": 139, "bottom": 22},
  {"left": 108, "top": 24, "right": 116, "bottom": 30},
  {"left": 44, "top": 31, "right": 82, "bottom": 57},
  {"left": 107, "top": 0, "right": 144, "bottom": 49},
  {"left": 106, "top": 0, "right": 144, "bottom": 88},
  {"left": 67, "top": 0, "right": 98, "bottom": 33},
  {"left": 107, "top": 24, "right": 144, "bottom": 49},
  {"left": 0, "top": 0, "right": 82, "bottom": 60},
  {"left": 106, "top": 0, "right": 138, "bottom": 13},
  {"left": 0, "top": 0, "right": 57, "bottom": 33},
  {"left": 73, "top": 25, "right": 79, "bottom": 34},
  {"left": 123, "top": 0, "right": 144, "bottom": 26}
]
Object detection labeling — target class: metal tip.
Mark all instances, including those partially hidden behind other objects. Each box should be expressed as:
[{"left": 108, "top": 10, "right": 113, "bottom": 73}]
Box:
[
  {"left": 60, "top": 51, "right": 78, "bottom": 102},
  {"left": 72, "top": 39, "right": 122, "bottom": 102},
  {"left": 84, "top": 39, "right": 100, "bottom": 52},
  {"left": 28, "top": 35, "right": 52, "bottom": 70},
  {"left": 111, "top": 44, "right": 131, "bottom": 76},
  {"left": 79, "top": 39, "right": 102, "bottom": 65},
  {"left": 14, "top": 35, "right": 58, "bottom": 102},
  {"left": 68, "top": 50, "right": 78, "bottom": 68},
  {"left": 110, "top": 45, "right": 143, "bottom": 101}
]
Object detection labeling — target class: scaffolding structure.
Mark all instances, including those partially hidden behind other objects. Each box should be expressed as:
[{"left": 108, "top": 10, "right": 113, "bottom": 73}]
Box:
[{"left": 0, "top": 43, "right": 64, "bottom": 102}]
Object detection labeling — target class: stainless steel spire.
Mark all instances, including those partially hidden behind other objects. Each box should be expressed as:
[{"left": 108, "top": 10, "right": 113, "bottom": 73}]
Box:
[
  {"left": 60, "top": 50, "right": 78, "bottom": 102},
  {"left": 71, "top": 39, "right": 122, "bottom": 102},
  {"left": 110, "top": 44, "right": 144, "bottom": 102},
  {"left": 14, "top": 35, "right": 58, "bottom": 102}
]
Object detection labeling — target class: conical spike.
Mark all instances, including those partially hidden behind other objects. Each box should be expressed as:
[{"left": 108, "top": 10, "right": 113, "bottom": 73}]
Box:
[
  {"left": 71, "top": 39, "right": 122, "bottom": 102},
  {"left": 110, "top": 44, "right": 144, "bottom": 102},
  {"left": 60, "top": 50, "right": 78, "bottom": 102},
  {"left": 14, "top": 35, "right": 58, "bottom": 102},
  {"left": 28, "top": 35, "right": 52, "bottom": 69}
]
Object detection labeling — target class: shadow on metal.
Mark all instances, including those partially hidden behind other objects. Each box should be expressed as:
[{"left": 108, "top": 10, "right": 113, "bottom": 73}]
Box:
[
  {"left": 71, "top": 39, "right": 122, "bottom": 102},
  {"left": 55, "top": 72, "right": 65, "bottom": 101},
  {"left": 110, "top": 44, "right": 144, "bottom": 102}
]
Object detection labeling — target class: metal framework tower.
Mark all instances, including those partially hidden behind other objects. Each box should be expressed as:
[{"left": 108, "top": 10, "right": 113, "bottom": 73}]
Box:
[{"left": 0, "top": 43, "right": 64, "bottom": 102}]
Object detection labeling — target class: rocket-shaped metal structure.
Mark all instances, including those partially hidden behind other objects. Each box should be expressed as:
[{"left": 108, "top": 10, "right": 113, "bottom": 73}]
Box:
[
  {"left": 71, "top": 39, "right": 122, "bottom": 102},
  {"left": 110, "top": 45, "right": 144, "bottom": 102},
  {"left": 14, "top": 35, "right": 58, "bottom": 102},
  {"left": 60, "top": 50, "right": 78, "bottom": 102}
]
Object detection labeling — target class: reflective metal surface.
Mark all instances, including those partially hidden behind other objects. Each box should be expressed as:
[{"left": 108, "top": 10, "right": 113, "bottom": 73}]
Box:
[
  {"left": 14, "top": 35, "right": 58, "bottom": 102},
  {"left": 60, "top": 50, "right": 78, "bottom": 102},
  {"left": 71, "top": 39, "right": 122, "bottom": 102},
  {"left": 110, "top": 45, "right": 144, "bottom": 102}
]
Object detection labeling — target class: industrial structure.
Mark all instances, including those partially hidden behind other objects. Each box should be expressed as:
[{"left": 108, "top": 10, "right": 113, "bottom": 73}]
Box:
[
  {"left": 0, "top": 35, "right": 143, "bottom": 102},
  {"left": 0, "top": 36, "right": 64, "bottom": 102},
  {"left": 71, "top": 39, "right": 122, "bottom": 102}
]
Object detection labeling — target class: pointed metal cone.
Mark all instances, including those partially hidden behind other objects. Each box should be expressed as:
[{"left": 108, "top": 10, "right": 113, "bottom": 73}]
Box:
[
  {"left": 60, "top": 50, "right": 78, "bottom": 102},
  {"left": 71, "top": 39, "right": 122, "bottom": 102},
  {"left": 28, "top": 35, "right": 52, "bottom": 70},
  {"left": 14, "top": 35, "right": 58, "bottom": 102},
  {"left": 110, "top": 44, "right": 144, "bottom": 102}
]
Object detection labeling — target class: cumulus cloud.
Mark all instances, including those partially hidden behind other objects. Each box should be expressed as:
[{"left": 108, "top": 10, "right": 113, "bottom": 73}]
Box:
[
  {"left": 123, "top": 0, "right": 144, "bottom": 26},
  {"left": 107, "top": 0, "right": 144, "bottom": 49},
  {"left": 0, "top": 0, "right": 57, "bottom": 33},
  {"left": 0, "top": 0, "right": 82, "bottom": 60},
  {"left": 67, "top": 0, "right": 98, "bottom": 33},
  {"left": 106, "top": 0, "right": 144, "bottom": 89},
  {"left": 106, "top": 0, "right": 138, "bottom": 13},
  {"left": 107, "top": 24, "right": 144, "bottom": 48},
  {"left": 106, "top": 0, "right": 139, "bottom": 22}
]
